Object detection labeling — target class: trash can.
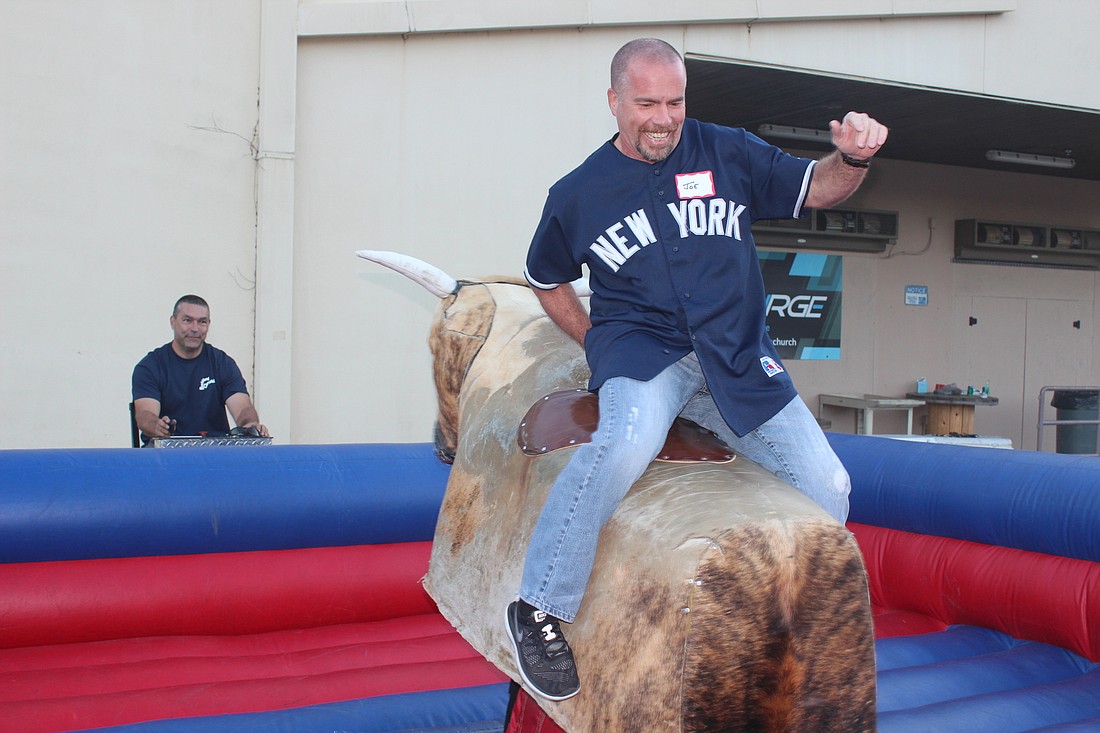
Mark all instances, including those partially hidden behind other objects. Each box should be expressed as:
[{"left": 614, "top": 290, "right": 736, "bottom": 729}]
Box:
[{"left": 1051, "top": 389, "right": 1099, "bottom": 454}]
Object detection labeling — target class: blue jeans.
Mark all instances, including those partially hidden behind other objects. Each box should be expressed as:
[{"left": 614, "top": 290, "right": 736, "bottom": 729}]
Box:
[{"left": 518, "top": 352, "right": 850, "bottom": 622}]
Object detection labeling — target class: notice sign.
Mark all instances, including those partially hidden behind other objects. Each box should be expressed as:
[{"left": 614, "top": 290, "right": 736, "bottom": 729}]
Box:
[
  {"left": 759, "top": 252, "right": 842, "bottom": 360},
  {"left": 905, "top": 285, "right": 929, "bottom": 306}
]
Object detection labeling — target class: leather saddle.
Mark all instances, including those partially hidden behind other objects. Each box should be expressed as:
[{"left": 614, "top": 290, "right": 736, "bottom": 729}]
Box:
[{"left": 517, "top": 389, "right": 735, "bottom": 463}]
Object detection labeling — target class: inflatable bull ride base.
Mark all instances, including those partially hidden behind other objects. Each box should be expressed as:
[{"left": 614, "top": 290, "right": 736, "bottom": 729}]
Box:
[{"left": 0, "top": 254, "right": 1095, "bottom": 732}]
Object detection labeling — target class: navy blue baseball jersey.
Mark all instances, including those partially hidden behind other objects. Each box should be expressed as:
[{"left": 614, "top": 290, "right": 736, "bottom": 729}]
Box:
[
  {"left": 132, "top": 343, "right": 249, "bottom": 442},
  {"left": 524, "top": 118, "right": 815, "bottom": 436}
]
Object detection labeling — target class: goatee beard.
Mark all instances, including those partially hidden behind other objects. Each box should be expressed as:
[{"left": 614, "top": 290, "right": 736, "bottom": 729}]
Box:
[{"left": 635, "top": 140, "right": 673, "bottom": 163}]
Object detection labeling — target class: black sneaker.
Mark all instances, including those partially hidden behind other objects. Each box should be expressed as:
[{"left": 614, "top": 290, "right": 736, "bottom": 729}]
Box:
[{"left": 505, "top": 600, "right": 580, "bottom": 700}]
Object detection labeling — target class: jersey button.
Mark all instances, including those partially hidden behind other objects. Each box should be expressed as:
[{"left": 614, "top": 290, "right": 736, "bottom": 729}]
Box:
[{"left": 684, "top": 293, "right": 691, "bottom": 299}]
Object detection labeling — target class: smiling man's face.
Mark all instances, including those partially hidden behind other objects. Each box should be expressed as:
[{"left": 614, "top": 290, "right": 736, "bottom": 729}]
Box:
[
  {"left": 170, "top": 302, "right": 210, "bottom": 358},
  {"left": 608, "top": 55, "right": 687, "bottom": 164}
]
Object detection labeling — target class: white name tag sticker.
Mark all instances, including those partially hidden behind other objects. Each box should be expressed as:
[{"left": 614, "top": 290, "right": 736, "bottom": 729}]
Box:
[{"left": 675, "top": 171, "right": 715, "bottom": 199}]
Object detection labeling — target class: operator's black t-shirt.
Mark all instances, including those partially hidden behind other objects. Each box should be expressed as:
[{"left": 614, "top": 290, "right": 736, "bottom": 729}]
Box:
[{"left": 132, "top": 343, "right": 248, "bottom": 443}]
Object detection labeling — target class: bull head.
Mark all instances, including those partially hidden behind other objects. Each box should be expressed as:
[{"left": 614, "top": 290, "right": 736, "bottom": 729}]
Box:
[{"left": 356, "top": 250, "right": 589, "bottom": 464}]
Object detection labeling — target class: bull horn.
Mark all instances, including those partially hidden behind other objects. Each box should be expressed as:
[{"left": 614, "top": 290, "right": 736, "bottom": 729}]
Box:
[{"left": 356, "top": 250, "right": 458, "bottom": 299}]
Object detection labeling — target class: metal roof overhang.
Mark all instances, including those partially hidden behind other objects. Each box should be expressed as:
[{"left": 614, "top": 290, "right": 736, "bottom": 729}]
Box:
[{"left": 686, "top": 56, "right": 1100, "bottom": 182}]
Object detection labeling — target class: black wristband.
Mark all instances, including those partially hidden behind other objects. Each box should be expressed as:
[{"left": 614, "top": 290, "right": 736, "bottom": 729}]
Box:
[{"left": 841, "top": 152, "right": 871, "bottom": 169}]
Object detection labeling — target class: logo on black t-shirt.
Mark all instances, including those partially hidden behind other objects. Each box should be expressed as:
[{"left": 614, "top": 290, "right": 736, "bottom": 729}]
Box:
[{"left": 199, "top": 377, "right": 216, "bottom": 391}]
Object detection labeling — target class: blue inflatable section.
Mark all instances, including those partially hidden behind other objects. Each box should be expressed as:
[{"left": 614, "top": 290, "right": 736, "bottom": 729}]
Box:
[
  {"left": 0, "top": 443, "right": 449, "bottom": 562},
  {"left": 1026, "top": 720, "right": 1100, "bottom": 732},
  {"left": 876, "top": 626, "right": 1100, "bottom": 733},
  {"left": 875, "top": 625, "right": 1023, "bottom": 671},
  {"left": 877, "top": 670, "right": 1100, "bottom": 733},
  {"left": 877, "top": 627, "right": 1098, "bottom": 715},
  {"left": 82, "top": 684, "right": 509, "bottom": 733},
  {"left": 830, "top": 433, "right": 1100, "bottom": 562}
]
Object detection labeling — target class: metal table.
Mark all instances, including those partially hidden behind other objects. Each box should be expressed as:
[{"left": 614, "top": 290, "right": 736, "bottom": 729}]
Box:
[{"left": 819, "top": 394, "right": 926, "bottom": 435}]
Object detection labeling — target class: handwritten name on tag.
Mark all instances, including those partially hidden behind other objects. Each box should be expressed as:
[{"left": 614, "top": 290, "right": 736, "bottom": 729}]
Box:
[{"left": 675, "top": 171, "right": 715, "bottom": 199}]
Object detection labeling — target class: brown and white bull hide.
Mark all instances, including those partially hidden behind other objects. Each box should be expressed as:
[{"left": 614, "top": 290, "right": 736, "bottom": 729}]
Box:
[{"left": 358, "top": 251, "right": 876, "bottom": 733}]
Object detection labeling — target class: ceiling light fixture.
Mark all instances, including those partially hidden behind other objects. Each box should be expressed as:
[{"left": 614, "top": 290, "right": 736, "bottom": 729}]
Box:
[
  {"left": 757, "top": 124, "right": 832, "bottom": 144},
  {"left": 985, "top": 149, "right": 1076, "bottom": 169}
]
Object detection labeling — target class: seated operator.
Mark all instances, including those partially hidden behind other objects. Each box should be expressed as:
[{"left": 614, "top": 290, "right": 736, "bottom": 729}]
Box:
[{"left": 132, "top": 294, "right": 269, "bottom": 444}]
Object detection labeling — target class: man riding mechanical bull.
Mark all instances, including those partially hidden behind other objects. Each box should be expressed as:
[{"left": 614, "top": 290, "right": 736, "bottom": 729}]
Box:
[{"left": 358, "top": 35, "right": 886, "bottom": 733}]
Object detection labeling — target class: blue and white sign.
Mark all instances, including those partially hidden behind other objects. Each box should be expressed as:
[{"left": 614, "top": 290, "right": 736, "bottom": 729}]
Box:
[{"left": 905, "top": 285, "right": 929, "bottom": 306}]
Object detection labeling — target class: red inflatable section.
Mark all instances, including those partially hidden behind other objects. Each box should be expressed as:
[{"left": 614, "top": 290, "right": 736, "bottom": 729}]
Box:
[
  {"left": 851, "top": 522, "right": 1100, "bottom": 662},
  {"left": 0, "top": 543, "right": 436, "bottom": 648},
  {"left": 0, "top": 543, "right": 507, "bottom": 733}
]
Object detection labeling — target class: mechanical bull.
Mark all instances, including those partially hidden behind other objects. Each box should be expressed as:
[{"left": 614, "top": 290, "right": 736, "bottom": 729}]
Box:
[{"left": 358, "top": 250, "right": 876, "bottom": 732}]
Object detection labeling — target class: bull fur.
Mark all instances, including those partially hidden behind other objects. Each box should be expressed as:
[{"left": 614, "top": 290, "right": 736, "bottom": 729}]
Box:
[{"left": 361, "top": 253, "right": 876, "bottom": 732}]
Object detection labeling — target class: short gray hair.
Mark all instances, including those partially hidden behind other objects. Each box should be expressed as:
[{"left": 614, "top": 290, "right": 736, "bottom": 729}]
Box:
[{"left": 610, "top": 38, "right": 683, "bottom": 91}]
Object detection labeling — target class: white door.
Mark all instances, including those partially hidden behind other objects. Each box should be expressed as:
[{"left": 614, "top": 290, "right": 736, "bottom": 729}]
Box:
[
  {"left": 1025, "top": 298, "right": 1095, "bottom": 452},
  {"left": 953, "top": 295, "right": 1095, "bottom": 451},
  {"left": 951, "top": 296, "right": 1026, "bottom": 446}
]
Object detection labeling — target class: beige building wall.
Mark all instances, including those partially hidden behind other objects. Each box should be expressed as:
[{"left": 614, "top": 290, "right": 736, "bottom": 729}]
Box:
[
  {"left": 1, "top": 1, "right": 263, "bottom": 448},
  {"left": 3, "top": 1, "right": 1098, "bottom": 450}
]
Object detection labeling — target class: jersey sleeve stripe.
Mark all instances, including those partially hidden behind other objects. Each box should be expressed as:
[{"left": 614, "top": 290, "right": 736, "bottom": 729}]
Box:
[
  {"left": 791, "top": 159, "right": 815, "bottom": 218},
  {"left": 524, "top": 267, "right": 561, "bottom": 291}
]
